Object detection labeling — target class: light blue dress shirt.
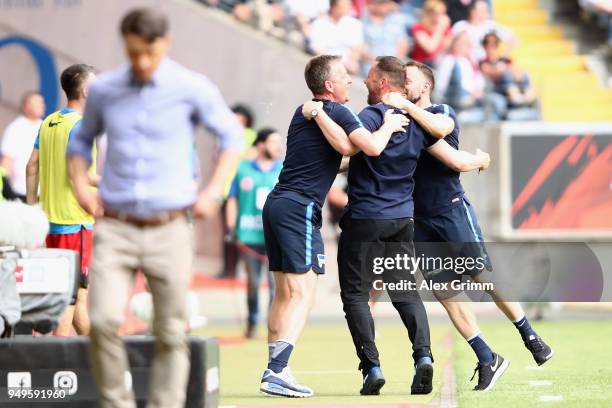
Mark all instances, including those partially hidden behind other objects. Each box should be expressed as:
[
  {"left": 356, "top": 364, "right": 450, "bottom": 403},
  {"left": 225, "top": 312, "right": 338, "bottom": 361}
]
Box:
[{"left": 67, "top": 58, "right": 243, "bottom": 218}]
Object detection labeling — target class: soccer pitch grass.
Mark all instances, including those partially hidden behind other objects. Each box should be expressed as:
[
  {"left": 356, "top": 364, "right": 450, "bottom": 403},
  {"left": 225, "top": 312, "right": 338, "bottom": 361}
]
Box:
[{"left": 199, "top": 319, "right": 612, "bottom": 407}]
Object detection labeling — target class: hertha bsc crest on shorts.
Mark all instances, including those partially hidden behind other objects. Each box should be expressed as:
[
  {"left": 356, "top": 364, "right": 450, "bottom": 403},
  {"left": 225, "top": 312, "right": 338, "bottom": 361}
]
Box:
[{"left": 317, "top": 254, "right": 326, "bottom": 268}]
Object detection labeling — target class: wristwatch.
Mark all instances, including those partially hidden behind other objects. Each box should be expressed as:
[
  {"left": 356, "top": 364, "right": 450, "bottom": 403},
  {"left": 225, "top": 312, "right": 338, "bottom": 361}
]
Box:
[{"left": 311, "top": 108, "right": 319, "bottom": 119}]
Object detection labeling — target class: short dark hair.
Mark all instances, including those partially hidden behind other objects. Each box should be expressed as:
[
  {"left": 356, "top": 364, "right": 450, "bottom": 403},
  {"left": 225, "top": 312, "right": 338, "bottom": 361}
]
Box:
[
  {"left": 482, "top": 31, "right": 500, "bottom": 46},
  {"left": 304, "top": 55, "right": 342, "bottom": 95},
  {"left": 254, "top": 127, "right": 278, "bottom": 145},
  {"left": 405, "top": 60, "right": 435, "bottom": 92},
  {"left": 231, "top": 103, "right": 255, "bottom": 128},
  {"left": 120, "top": 8, "right": 168, "bottom": 42},
  {"left": 375, "top": 56, "right": 406, "bottom": 90},
  {"left": 60, "top": 64, "right": 95, "bottom": 101}
]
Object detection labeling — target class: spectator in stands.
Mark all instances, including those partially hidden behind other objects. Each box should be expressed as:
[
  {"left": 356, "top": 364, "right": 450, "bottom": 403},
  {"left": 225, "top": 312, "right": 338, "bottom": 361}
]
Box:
[
  {"left": 205, "top": 0, "right": 286, "bottom": 34},
  {"left": 452, "top": 0, "right": 513, "bottom": 60},
  {"left": 444, "top": 0, "right": 492, "bottom": 24},
  {"left": 226, "top": 128, "right": 282, "bottom": 338},
  {"left": 580, "top": 0, "right": 612, "bottom": 47},
  {"left": 361, "top": 0, "right": 411, "bottom": 76},
  {"left": 353, "top": 0, "right": 368, "bottom": 18},
  {"left": 283, "top": 0, "right": 329, "bottom": 42},
  {"left": 310, "top": 0, "right": 365, "bottom": 74},
  {"left": 479, "top": 32, "right": 536, "bottom": 108},
  {"left": 436, "top": 30, "right": 506, "bottom": 122},
  {"left": 0, "top": 92, "right": 45, "bottom": 202},
  {"left": 394, "top": 0, "right": 421, "bottom": 29},
  {"left": 410, "top": 0, "right": 453, "bottom": 67}
]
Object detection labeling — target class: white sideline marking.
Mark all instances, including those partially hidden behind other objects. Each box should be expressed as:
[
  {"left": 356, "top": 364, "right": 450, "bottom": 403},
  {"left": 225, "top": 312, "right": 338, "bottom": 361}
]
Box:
[
  {"left": 439, "top": 331, "right": 458, "bottom": 408},
  {"left": 539, "top": 395, "right": 563, "bottom": 402},
  {"left": 526, "top": 365, "right": 544, "bottom": 370},
  {"left": 529, "top": 380, "right": 553, "bottom": 387}
]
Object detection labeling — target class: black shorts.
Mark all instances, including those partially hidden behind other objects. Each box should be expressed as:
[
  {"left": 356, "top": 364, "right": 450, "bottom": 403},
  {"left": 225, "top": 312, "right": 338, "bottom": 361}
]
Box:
[
  {"left": 414, "top": 197, "right": 492, "bottom": 285},
  {"left": 262, "top": 196, "right": 325, "bottom": 274}
]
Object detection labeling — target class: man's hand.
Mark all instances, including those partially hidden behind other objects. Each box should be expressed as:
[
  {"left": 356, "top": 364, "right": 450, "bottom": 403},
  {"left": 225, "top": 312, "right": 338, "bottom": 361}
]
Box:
[
  {"left": 76, "top": 189, "right": 104, "bottom": 217},
  {"left": 302, "top": 101, "right": 324, "bottom": 120},
  {"left": 383, "top": 109, "right": 410, "bottom": 133},
  {"left": 69, "top": 155, "right": 103, "bottom": 217},
  {"left": 193, "top": 187, "right": 223, "bottom": 219},
  {"left": 382, "top": 92, "right": 409, "bottom": 110},
  {"left": 476, "top": 149, "right": 490, "bottom": 171}
]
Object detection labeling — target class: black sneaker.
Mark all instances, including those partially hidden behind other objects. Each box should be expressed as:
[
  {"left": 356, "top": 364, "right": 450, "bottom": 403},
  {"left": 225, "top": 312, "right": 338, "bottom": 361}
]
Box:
[
  {"left": 360, "top": 367, "right": 386, "bottom": 395},
  {"left": 411, "top": 363, "right": 433, "bottom": 395},
  {"left": 471, "top": 352, "right": 509, "bottom": 391},
  {"left": 524, "top": 335, "right": 554, "bottom": 366}
]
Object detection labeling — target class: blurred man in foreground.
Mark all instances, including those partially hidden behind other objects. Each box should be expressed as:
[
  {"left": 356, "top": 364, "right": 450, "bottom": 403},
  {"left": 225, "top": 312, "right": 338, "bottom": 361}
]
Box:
[{"left": 67, "top": 8, "right": 243, "bottom": 408}]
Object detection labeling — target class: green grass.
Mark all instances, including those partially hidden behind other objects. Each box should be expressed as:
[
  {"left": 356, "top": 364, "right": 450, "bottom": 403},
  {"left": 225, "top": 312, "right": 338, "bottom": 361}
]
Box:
[
  {"left": 197, "top": 319, "right": 612, "bottom": 407},
  {"left": 453, "top": 320, "right": 612, "bottom": 408}
]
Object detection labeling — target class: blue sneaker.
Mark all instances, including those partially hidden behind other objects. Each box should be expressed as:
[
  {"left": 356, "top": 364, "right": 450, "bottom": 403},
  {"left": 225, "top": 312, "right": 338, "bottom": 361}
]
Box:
[
  {"left": 260, "top": 367, "right": 314, "bottom": 398},
  {"left": 360, "top": 366, "right": 386, "bottom": 395}
]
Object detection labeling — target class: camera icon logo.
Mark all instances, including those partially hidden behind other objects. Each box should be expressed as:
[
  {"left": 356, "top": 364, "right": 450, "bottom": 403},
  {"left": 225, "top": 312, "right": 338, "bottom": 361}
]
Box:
[{"left": 53, "top": 371, "right": 78, "bottom": 395}]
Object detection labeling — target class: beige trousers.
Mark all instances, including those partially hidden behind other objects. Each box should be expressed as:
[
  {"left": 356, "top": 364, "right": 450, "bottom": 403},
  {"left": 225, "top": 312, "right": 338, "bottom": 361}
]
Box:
[{"left": 88, "top": 216, "right": 193, "bottom": 408}]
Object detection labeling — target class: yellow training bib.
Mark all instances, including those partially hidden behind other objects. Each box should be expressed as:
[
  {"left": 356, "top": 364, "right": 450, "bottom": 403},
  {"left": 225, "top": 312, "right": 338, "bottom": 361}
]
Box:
[{"left": 38, "top": 109, "right": 96, "bottom": 225}]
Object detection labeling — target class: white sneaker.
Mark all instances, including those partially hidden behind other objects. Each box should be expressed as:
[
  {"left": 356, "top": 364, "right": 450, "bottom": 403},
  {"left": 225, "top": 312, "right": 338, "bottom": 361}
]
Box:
[{"left": 260, "top": 367, "right": 314, "bottom": 398}]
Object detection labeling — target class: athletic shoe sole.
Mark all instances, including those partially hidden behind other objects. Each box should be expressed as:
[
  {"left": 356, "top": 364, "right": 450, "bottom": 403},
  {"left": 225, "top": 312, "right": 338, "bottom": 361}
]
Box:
[
  {"left": 537, "top": 349, "right": 555, "bottom": 366},
  {"left": 481, "top": 359, "right": 510, "bottom": 391},
  {"left": 260, "top": 382, "right": 313, "bottom": 398},
  {"left": 411, "top": 364, "right": 433, "bottom": 395},
  {"left": 360, "top": 377, "right": 386, "bottom": 395}
]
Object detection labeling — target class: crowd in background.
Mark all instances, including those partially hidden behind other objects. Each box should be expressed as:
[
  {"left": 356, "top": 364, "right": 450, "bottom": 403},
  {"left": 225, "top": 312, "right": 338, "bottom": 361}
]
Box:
[
  {"left": 202, "top": 0, "right": 540, "bottom": 122},
  {"left": 579, "top": 0, "right": 612, "bottom": 48}
]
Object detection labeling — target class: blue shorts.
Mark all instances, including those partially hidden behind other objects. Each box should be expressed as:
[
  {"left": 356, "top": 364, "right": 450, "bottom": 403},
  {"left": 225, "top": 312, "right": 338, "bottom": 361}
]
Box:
[
  {"left": 262, "top": 196, "right": 325, "bottom": 274},
  {"left": 415, "top": 197, "right": 492, "bottom": 280}
]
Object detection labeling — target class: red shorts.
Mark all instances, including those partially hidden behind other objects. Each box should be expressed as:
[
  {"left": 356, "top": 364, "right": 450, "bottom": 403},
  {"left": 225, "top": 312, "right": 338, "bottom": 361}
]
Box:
[{"left": 46, "top": 228, "right": 93, "bottom": 288}]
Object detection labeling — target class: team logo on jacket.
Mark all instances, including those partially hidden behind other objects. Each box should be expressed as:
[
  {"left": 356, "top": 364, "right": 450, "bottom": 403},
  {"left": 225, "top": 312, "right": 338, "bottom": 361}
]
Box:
[{"left": 317, "top": 254, "right": 326, "bottom": 268}]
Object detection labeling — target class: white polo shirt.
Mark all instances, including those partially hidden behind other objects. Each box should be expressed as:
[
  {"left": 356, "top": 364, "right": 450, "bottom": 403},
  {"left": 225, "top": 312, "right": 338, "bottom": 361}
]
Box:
[
  {"left": 1, "top": 115, "right": 42, "bottom": 195},
  {"left": 310, "top": 15, "right": 364, "bottom": 63}
]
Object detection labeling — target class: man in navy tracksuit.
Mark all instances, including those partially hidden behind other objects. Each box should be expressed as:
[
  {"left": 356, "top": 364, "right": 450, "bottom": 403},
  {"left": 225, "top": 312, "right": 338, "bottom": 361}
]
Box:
[{"left": 384, "top": 60, "right": 554, "bottom": 392}]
